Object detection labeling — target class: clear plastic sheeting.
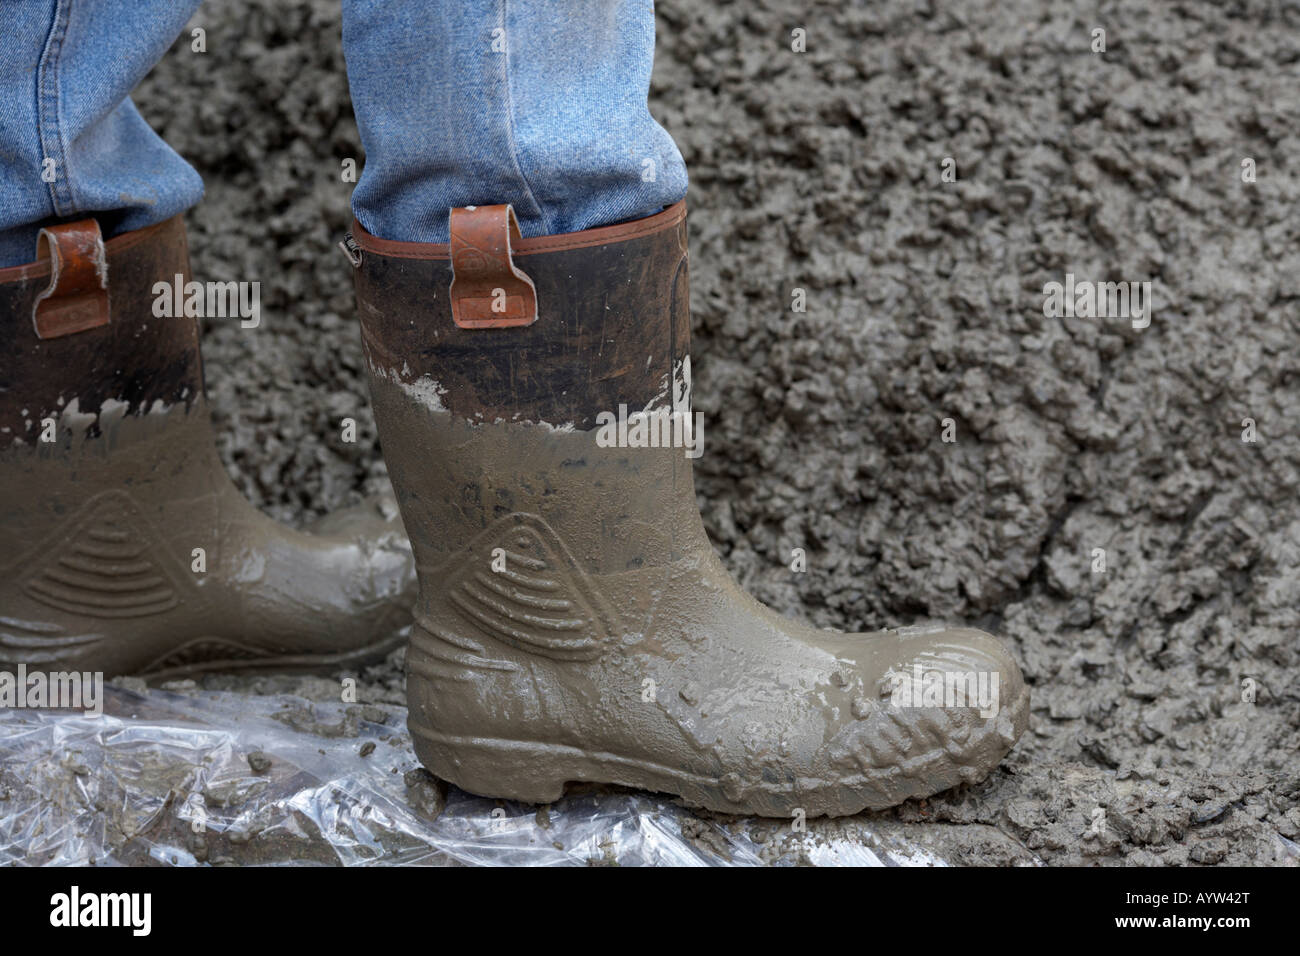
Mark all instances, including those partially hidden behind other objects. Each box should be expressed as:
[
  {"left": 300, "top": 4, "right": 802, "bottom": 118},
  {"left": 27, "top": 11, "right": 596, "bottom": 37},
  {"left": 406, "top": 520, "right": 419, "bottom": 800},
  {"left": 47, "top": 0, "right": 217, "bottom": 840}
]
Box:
[{"left": 0, "top": 685, "right": 954, "bottom": 866}]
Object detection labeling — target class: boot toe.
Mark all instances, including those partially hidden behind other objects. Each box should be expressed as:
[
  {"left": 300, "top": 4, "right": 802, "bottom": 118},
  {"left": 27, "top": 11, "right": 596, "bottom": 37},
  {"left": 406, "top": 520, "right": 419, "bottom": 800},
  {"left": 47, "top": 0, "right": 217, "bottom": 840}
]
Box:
[
  {"left": 303, "top": 492, "right": 415, "bottom": 606},
  {"left": 816, "top": 626, "right": 1029, "bottom": 812}
]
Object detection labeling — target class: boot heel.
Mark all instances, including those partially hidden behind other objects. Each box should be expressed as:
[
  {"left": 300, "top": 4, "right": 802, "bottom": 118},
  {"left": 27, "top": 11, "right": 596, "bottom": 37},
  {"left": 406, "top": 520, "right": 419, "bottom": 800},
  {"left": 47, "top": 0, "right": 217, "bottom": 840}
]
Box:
[{"left": 409, "top": 726, "right": 573, "bottom": 805}]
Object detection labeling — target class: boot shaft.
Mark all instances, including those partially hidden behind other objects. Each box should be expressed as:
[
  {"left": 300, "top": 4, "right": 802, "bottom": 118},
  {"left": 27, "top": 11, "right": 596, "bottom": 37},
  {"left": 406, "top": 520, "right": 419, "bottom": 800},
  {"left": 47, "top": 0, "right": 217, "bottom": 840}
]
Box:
[
  {"left": 0, "top": 216, "right": 204, "bottom": 450},
  {"left": 0, "top": 216, "right": 220, "bottom": 568},
  {"left": 353, "top": 202, "right": 706, "bottom": 575}
]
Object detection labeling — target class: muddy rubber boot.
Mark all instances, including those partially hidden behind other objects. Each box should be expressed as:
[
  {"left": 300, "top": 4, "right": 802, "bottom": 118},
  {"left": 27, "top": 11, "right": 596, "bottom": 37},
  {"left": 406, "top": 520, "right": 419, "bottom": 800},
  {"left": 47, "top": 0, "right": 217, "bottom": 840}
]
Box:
[
  {"left": 352, "top": 202, "right": 1029, "bottom": 817},
  {"left": 0, "top": 217, "right": 415, "bottom": 677}
]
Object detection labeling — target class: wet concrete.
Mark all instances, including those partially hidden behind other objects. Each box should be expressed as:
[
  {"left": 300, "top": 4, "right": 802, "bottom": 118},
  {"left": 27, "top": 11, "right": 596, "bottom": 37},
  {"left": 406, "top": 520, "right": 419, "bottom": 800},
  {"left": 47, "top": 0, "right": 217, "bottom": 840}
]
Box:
[{"left": 129, "top": 0, "right": 1300, "bottom": 864}]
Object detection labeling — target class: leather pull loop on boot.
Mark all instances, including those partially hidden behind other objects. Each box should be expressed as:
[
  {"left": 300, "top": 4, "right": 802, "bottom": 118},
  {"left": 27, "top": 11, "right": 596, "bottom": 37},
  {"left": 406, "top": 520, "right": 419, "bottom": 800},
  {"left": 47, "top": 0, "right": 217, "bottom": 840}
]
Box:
[
  {"left": 32, "top": 219, "right": 111, "bottom": 339},
  {"left": 448, "top": 204, "right": 538, "bottom": 329}
]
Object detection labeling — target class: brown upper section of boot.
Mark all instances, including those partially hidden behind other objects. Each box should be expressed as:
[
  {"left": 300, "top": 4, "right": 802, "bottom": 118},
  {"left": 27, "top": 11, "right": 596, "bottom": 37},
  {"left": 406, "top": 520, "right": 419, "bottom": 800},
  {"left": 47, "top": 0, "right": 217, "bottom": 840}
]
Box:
[
  {"left": 352, "top": 201, "right": 689, "bottom": 430},
  {"left": 0, "top": 216, "right": 203, "bottom": 447}
]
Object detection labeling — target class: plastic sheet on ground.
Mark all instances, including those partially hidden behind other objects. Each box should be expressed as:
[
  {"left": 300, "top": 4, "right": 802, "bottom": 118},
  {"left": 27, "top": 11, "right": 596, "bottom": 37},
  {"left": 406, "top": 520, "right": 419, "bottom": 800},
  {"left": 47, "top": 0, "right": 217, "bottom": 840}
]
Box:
[{"left": 0, "top": 684, "right": 959, "bottom": 866}]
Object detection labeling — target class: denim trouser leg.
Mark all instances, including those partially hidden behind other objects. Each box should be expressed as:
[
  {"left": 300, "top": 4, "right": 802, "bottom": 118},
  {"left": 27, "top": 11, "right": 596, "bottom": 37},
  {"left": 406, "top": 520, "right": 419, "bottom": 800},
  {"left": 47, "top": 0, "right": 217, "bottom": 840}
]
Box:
[
  {"left": 342, "top": 0, "right": 687, "bottom": 242},
  {"left": 0, "top": 0, "right": 689, "bottom": 268},
  {"left": 0, "top": 0, "right": 205, "bottom": 268}
]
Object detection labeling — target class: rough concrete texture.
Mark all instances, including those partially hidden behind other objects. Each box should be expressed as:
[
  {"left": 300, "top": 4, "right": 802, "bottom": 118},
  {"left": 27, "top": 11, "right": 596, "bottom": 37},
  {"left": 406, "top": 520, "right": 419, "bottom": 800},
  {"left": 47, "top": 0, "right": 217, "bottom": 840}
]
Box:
[{"left": 130, "top": 0, "right": 1299, "bottom": 864}]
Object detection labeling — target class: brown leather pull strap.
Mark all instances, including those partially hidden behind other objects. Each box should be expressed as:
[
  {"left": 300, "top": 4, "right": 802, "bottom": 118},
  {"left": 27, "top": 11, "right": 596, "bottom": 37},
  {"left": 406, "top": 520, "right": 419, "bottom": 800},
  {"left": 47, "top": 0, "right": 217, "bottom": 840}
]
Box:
[
  {"left": 448, "top": 204, "right": 538, "bottom": 329},
  {"left": 33, "top": 219, "right": 111, "bottom": 339}
]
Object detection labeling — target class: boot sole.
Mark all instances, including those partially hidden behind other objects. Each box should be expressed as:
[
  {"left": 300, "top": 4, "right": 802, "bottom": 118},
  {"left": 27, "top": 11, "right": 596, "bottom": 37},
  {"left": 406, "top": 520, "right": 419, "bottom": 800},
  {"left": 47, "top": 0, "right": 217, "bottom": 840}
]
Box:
[{"left": 407, "top": 683, "right": 1029, "bottom": 818}]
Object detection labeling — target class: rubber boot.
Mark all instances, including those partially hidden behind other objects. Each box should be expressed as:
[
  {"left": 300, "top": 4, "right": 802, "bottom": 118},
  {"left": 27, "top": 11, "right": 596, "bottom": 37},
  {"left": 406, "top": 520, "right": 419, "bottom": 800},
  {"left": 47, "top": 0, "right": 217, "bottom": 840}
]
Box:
[
  {"left": 352, "top": 202, "right": 1029, "bottom": 817},
  {"left": 0, "top": 216, "right": 415, "bottom": 677}
]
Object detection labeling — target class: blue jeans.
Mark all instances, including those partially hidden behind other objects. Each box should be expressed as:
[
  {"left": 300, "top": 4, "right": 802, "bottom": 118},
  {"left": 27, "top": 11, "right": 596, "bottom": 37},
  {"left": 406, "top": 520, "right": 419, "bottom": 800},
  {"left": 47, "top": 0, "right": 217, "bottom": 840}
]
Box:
[{"left": 0, "top": 0, "right": 687, "bottom": 268}]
